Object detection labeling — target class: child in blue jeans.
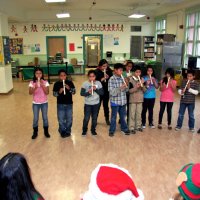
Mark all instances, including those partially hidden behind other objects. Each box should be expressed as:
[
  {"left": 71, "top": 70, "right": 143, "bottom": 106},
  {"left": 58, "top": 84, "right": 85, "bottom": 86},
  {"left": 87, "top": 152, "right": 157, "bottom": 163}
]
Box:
[
  {"left": 175, "top": 70, "right": 199, "bottom": 133},
  {"left": 108, "top": 63, "right": 130, "bottom": 137},
  {"left": 53, "top": 69, "right": 76, "bottom": 138},
  {"left": 81, "top": 70, "right": 104, "bottom": 136}
]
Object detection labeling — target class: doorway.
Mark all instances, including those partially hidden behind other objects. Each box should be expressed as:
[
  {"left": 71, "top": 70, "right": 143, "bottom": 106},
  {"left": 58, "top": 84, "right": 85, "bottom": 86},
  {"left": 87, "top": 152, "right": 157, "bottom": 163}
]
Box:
[
  {"left": 83, "top": 34, "right": 103, "bottom": 68},
  {"left": 46, "top": 36, "right": 67, "bottom": 61}
]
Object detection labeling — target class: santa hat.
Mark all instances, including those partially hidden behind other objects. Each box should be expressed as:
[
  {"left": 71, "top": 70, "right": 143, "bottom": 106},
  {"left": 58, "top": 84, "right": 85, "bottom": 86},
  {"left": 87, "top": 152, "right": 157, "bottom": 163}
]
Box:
[
  {"left": 178, "top": 163, "right": 200, "bottom": 200},
  {"left": 82, "top": 164, "right": 144, "bottom": 200}
]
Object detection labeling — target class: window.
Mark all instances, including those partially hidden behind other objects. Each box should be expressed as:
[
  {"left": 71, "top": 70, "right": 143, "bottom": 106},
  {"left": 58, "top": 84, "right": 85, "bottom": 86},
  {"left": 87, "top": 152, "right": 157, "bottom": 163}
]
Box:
[
  {"left": 156, "top": 18, "right": 166, "bottom": 34},
  {"left": 184, "top": 11, "right": 200, "bottom": 67}
]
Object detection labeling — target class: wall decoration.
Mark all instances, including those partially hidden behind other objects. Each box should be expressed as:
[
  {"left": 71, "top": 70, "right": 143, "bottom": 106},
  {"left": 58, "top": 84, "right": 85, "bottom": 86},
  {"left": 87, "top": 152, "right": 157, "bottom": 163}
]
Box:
[
  {"left": 23, "top": 26, "right": 28, "bottom": 33},
  {"left": 41, "top": 24, "right": 124, "bottom": 32},
  {"left": 3, "top": 37, "right": 11, "bottom": 64},
  {"left": 69, "top": 43, "right": 75, "bottom": 51},
  {"left": 31, "top": 24, "right": 38, "bottom": 32},
  {"left": 32, "top": 44, "right": 40, "bottom": 52},
  {"left": 104, "top": 34, "right": 113, "bottom": 46},
  {"left": 10, "top": 38, "right": 23, "bottom": 54},
  {"left": 114, "top": 37, "right": 119, "bottom": 45},
  {"left": 11, "top": 25, "right": 17, "bottom": 33},
  {"left": 0, "top": 37, "right": 4, "bottom": 65}
]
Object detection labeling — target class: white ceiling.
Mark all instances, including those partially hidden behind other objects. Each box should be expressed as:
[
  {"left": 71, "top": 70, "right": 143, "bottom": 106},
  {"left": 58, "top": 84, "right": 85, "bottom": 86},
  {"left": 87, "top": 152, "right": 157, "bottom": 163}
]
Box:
[{"left": 0, "top": 0, "right": 200, "bottom": 23}]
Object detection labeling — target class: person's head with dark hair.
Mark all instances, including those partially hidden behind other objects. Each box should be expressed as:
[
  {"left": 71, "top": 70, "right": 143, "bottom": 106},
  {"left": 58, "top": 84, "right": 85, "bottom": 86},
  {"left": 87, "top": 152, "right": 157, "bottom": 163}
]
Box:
[
  {"left": 0, "top": 153, "right": 44, "bottom": 200},
  {"left": 165, "top": 68, "right": 175, "bottom": 79},
  {"left": 88, "top": 70, "right": 96, "bottom": 82},
  {"left": 145, "top": 65, "right": 156, "bottom": 78},
  {"left": 58, "top": 69, "right": 67, "bottom": 81},
  {"left": 133, "top": 65, "right": 142, "bottom": 78},
  {"left": 186, "top": 69, "right": 195, "bottom": 81},
  {"left": 114, "top": 63, "right": 124, "bottom": 76},
  {"left": 33, "top": 67, "right": 44, "bottom": 82},
  {"left": 125, "top": 61, "right": 134, "bottom": 72},
  {"left": 98, "top": 59, "right": 108, "bottom": 72}
]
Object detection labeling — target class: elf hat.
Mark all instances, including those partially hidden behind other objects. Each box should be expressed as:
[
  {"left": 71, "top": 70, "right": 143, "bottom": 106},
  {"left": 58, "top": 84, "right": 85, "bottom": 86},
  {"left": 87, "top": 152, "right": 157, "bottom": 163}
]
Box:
[
  {"left": 82, "top": 164, "right": 144, "bottom": 200},
  {"left": 176, "top": 163, "right": 200, "bottom": 200}
]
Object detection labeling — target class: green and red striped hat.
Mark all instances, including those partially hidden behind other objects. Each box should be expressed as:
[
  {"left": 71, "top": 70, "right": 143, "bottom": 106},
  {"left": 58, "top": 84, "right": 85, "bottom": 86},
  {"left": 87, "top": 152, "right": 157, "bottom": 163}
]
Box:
[{"left": 178, "top": 163, "right": 200, "bottom": 200}]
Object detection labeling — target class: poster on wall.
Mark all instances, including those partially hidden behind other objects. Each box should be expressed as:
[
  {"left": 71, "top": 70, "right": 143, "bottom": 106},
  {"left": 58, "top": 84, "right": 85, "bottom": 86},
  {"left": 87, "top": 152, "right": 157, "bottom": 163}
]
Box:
[
  {"left": 104, "top": 34, "right": 113, "bottom": 47},
  {"left": 31, "top": 44, "right": 41, "bottom": 53},
  {"left": 10, "top": 38, "right": 23, "bottom": 54},
  {"left": 23, "top": 44, "right": 41, "bottom": 55},
  {"left": 69, "top": 43, "right": 75, "bottom": 51},
  {"left": 0, "top": 37, "right": 4, "bottom": 65},
  {"left": 3, "top": 37, "right": 11, "bottom": 64},
  {"left": 114, "top": 37, "right": 119, "bottom": 45}
]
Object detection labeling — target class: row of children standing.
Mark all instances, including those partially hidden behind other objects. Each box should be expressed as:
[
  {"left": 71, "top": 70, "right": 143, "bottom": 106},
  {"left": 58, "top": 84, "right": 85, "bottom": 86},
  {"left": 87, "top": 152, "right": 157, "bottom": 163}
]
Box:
[{"left": 29, "top": 60, "right": 200, "bottom": 139}]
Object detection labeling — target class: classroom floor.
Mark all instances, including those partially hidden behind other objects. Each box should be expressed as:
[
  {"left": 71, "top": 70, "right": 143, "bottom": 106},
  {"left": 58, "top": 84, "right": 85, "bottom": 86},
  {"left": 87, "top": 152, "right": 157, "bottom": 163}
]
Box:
[{"left": 0, "top": 75, "right": 200, "bottom": 200}]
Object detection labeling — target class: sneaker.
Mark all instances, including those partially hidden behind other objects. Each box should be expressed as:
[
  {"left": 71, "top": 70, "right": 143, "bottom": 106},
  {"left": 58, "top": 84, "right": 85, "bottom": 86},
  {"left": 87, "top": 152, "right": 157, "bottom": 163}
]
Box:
[
  {"left": 189, "top": 128, "right": 195, "bottom": 133},
  {"left": 109, "top": 132, "right": 114, "bottom": 137},
  {"left": 137, "top": 128, "right": 143, "bottom": 132},
  {"left": 142, "top": 124, "right": 146, "bottom": 129},
  {"left": 91, "top": 131, "right": 97, "bottom": 136},
  {"left": 158, "top": 124, "right": 162, "bottom": 129},
  {"left": 149, "top": 124, "right": 155, "bottom": 129},
  {"left": 175, "top": 127, "right": 181, "bottom": 131},
  {"left": 82, "top": 132, "right": 87, "bottom": 136},
  {"left": 168, "top": 125, "right": 172, "bottom": 130},
  {"left": 130, "top": 130, "right": 136, "bottom": 134},
  {"left": 121, "top": 130, "right": 130, "bottom": 135},
  {"left": 197, "top": 129, "right": 200, "bottom": 134}
]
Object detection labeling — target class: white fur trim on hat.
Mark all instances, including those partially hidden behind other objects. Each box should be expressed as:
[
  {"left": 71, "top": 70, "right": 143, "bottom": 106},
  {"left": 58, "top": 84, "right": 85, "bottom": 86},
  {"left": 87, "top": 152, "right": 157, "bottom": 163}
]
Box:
[{"left": 82, "top": 164, "right": 144, "bottom": 200}]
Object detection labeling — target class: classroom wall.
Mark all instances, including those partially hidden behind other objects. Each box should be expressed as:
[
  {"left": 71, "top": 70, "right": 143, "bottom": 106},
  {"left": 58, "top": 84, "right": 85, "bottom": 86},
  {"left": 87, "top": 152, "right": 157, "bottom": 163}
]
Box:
[
  {"left": 166, "top": 10, "right": 185, "bottom": 42},
  {"left": 8, "top": 21, "right": 155, "bottom": 65}
]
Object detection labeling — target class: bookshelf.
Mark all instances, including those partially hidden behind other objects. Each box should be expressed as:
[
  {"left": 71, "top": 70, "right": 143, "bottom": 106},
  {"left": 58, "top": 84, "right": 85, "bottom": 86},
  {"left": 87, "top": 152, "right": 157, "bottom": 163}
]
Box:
[{"left": 143, "top": 36, "right": 155, "bottom": 60}]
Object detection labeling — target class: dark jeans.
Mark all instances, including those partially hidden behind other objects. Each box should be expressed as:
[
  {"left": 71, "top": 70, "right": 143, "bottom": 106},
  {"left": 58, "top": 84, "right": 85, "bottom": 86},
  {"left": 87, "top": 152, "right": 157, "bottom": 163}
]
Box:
[
  {"left": 126, "top": 93, "right": 129, "bottom": 123},
  {"left": 109, "top": 105, "right": 129, "bottom": 133},
  {"left": 33, "top": 103, "right": 48, "bottom": 128},
  {"left": 57, "top": 104, "right": 73, "bottom": 135},
  {"left": 142, "top": 98, "right": 155, "bottom": 125},
  {"left": 158, "top": 102, "right": 173, "bottom": 125},
  {"left": 176, "top": 103, "right": 195, "bottom": 129},
  {"left": 82, "top": 104, "right": 99, "bottom": 132},
  {"left": 99, "top": 92, "right": 109, "bottom": 119}
]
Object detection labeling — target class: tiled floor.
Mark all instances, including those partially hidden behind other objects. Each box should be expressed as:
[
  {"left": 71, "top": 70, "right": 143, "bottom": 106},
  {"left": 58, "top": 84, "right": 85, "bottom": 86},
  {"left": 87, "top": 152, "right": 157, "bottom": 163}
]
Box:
[{"left": 0, "top": 76, "right": 200, "bottom": 200}]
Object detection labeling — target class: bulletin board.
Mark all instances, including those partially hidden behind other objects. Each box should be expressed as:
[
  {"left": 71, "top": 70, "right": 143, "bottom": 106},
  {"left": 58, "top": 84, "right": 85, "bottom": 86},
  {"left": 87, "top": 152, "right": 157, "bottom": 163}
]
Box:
[
  {"left": 10, "top": 38, "right": 23, "bottom": 54},
  {"left": 0, "top": 37, "right": 3, "bottom": 65},
  {"left": 2, "top": 37, "right": 11, "bottom": 64}
]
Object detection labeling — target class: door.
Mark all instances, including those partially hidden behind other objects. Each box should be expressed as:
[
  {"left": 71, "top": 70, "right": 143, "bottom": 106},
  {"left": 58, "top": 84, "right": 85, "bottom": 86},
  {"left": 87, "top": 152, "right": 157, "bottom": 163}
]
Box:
[
  {"left": 46, "top": 36, "right": 66, "bottom": 60},
  {"left": 130, "top": 36, "right": 142, "bottom": 59},
  {"left": 83, "top": 35, "right": 103, "bottom": 68}
]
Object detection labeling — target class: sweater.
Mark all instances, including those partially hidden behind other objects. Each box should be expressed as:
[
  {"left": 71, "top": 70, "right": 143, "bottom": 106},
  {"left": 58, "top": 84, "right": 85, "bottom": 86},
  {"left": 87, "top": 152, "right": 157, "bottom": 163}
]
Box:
[
  {"left": 129, "top": 76, "right": 146, "bottom": 103},
  {"left": 80, "top": 80, "right": 104, "bottom": 105},
  {"left": 178, "top": 79, "right": 199, "bottom": 104}
]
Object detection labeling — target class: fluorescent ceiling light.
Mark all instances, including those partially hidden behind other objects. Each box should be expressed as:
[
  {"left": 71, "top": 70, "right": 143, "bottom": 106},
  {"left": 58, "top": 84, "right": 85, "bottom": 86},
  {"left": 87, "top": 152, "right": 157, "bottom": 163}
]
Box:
[
  {"left": 45, "top": 0, "right": 66, "bottom": 3},
  {"left": 56, "top": 13, "right": 70, "bottom": 18},
  {"left": 128, "top": 14, "right": 146, "bottom": 18}
]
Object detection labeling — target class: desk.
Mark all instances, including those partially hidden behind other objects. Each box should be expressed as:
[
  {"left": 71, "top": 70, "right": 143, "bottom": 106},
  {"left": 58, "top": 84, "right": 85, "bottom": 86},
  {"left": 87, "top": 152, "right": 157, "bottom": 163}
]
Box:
[{"left": 21, "top": 64, "right": 74, "bottom": 80}]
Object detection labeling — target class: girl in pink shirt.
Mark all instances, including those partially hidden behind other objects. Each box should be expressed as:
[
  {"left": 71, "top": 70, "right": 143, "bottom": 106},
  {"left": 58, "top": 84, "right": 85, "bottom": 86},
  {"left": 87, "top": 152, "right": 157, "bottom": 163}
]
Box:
[
  {"left": 29, "top": 67, "right": 50, "bottom": 139},
  {"left": 158, "top": 68, "right": 177, "bottom": 130}
]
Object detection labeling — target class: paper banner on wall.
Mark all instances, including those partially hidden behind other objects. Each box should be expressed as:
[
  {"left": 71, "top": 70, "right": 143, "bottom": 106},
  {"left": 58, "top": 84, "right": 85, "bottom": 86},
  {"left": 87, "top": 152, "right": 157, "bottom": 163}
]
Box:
[
  {"left": 69, "top": 43, "right": 75, "bottom": 51},
  {"left": 114, "top": 37, "right": 119, "bottom": 45}
]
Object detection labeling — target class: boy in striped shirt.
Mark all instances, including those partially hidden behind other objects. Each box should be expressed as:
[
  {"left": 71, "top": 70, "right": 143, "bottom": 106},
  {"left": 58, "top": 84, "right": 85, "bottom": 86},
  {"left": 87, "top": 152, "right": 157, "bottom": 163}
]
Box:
[{"left": 175, "top": 70, "right": 199, "bottom": 132}]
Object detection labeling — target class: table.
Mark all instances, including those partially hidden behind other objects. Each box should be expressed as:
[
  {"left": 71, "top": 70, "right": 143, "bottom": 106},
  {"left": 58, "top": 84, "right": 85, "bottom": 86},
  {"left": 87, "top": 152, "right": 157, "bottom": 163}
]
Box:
[{"left": 20, "top": 64, "right": 74, "bottom": 80}]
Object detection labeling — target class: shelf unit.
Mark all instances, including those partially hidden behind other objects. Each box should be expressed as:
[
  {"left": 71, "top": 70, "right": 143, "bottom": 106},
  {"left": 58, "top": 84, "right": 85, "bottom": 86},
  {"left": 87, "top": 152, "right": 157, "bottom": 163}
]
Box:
[{"left": 143, "top": 36, "right": 155, "bottom": 60}]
